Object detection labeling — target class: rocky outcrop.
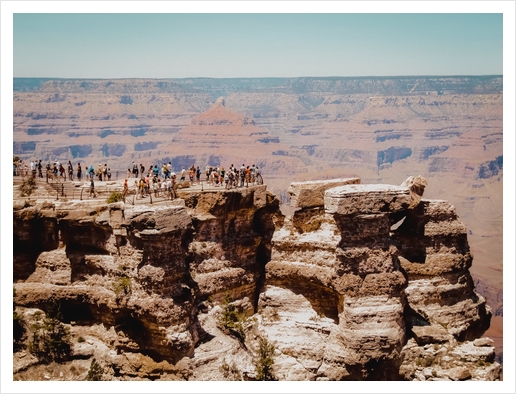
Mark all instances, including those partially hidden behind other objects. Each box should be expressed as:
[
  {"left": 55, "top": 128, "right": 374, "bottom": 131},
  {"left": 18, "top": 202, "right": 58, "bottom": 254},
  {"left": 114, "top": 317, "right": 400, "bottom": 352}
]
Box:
[
  {"left": 12, "top": 178, "right": 500, "bottom": 380},
  {"left": 255, "top": 176, "right": 497, "bottom": 380},
  {"left": 13, "top": 186, "right": 279, "bottom": 365}
]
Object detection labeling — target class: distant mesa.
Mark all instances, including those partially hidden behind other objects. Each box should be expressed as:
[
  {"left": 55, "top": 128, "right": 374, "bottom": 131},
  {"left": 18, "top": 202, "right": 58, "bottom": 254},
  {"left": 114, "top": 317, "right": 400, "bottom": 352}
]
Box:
[{"left": 184, "top": 100, "right": 263, "bottom": 137}]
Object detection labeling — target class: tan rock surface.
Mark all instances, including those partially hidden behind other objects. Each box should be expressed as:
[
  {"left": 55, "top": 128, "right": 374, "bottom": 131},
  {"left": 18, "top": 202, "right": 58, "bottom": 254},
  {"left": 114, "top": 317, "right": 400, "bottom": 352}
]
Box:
[
  {"left": 288, "top": 178, "right": 360, "bottom": 209},
  {"left": 324, "top": 184, "right": 412, "bottom": 215},
  {"left": 12, "top": 178, "right": 500, "bottom": 381}
]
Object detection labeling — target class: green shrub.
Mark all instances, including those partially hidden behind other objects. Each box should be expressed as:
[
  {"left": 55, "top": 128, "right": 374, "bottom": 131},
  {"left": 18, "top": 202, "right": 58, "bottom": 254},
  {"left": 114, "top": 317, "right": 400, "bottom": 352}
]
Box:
[
  {"left": 255, "top": 337, "right": 276, "bottom": 381},
  {"left": 106, "top": 191, "right": 123, "bottom": 204},
  {"left": 28, "top": 303, "right": 71, "bottom": 362},
  {"left": 86, "top": 358, "right": 104, "bottom": 381},
  {"left": 217, "top": 293, "right": 245, "bottom": 341},
  {"left": 78, "top": 336, "right": 85, "bottom": 343},
  {"left": 477, "top": 359, "right": 492, "bottom": 367},
  {"left": 112, "top": 276, "right": 131, "bottom": 296}
]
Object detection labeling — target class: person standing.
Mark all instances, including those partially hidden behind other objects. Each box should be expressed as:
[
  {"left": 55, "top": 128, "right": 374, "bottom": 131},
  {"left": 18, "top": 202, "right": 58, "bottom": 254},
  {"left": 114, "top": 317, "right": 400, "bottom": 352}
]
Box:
[
  {"left": 132, "top": 161, "right": 139, "bottom": 178},
  {"left": 59, "top": 163, "right": 66, "bottom": 179},
  {"left": 180, "top": 166, "right": 186, "bottom": 183},
  {"left": 77, "top": 162, "right": 82, "bottom": 181},
  {"left": 38, "top": 160, "right": 43, "bottom": 178},
  {"left": 67, "top": 160, "right": 73, "bottom": 181},
  {"left": 89, "top": 179, "right": 96, "bottom": 198},
  {"left": 240, "top": 164, "right": 246, "bottom": 187}
]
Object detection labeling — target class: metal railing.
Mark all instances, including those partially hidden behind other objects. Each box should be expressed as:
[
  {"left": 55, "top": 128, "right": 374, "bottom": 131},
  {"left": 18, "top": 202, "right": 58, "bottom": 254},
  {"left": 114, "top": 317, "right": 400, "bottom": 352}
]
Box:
[{"left": 14, "top": 172, "right": 265, "bottom": 204}]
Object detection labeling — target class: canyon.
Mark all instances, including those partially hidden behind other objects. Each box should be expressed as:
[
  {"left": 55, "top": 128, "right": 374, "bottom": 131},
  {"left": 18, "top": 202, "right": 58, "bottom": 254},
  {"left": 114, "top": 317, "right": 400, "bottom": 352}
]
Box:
[
  {"left": 12, "top": 175, "right": 500, "bottom": 381},
  {"left": 12, "top": 76, "right": 504, "bottom": 371}
]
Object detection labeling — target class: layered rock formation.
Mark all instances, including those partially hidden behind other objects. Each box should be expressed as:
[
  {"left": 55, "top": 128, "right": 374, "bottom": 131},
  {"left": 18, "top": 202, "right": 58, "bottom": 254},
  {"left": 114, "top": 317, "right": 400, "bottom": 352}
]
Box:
[
  {"left": 12, "top": 78, "right": 504, "bottom": 325},
  {"left": 12, "top": 178, "right": 500, "bottom": 381}
]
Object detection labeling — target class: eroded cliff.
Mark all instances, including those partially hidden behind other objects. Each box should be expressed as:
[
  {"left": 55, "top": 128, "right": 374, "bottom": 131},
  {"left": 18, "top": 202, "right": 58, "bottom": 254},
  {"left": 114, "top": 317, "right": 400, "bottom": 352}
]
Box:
[{"left": 12, "top": 179, "right": 500, "bottom": 381}]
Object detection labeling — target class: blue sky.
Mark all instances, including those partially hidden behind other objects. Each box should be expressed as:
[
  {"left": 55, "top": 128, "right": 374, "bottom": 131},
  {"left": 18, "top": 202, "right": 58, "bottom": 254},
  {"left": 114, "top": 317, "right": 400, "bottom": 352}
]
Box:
[{"left": 13, "top": 13, "right": 503, "bottom": 78}]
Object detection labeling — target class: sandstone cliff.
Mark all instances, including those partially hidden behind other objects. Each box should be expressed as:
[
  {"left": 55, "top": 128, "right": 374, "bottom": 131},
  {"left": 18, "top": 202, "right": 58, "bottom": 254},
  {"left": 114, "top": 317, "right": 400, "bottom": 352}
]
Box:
[{"left": 12, "top": 178, "right": 500, "bottom": 381}]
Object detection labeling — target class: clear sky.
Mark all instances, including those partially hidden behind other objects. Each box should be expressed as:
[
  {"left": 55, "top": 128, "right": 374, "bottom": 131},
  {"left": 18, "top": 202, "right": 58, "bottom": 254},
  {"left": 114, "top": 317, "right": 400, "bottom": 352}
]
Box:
[{"left": 13, "top": 13, "right": 503, "bottom": 78}]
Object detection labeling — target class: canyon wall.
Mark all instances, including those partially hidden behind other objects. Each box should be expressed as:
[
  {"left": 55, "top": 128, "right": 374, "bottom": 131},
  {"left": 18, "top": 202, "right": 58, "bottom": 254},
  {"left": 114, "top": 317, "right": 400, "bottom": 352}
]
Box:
[
  {"left": 12, "top": 75, "right": 503, "bottom": 367},
  {"left": 12, "top": 178, "right": 500, "bottom": 381}
]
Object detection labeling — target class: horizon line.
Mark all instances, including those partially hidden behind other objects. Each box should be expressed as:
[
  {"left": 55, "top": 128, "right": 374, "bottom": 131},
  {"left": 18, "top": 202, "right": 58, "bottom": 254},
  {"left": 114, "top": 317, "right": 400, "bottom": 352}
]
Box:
[{"left": 13, "top": 74, "right": 504, "bottom": 80}]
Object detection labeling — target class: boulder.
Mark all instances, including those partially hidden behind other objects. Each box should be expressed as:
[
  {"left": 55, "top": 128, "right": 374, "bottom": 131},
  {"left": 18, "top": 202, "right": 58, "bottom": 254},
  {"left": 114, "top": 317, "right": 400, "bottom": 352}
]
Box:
[
  {"left": 288, "top": 178, "right": 360, "bottom": 209},
  {"left": 400, "top": 175, "right": 427, "bottom": 208},
  {"left": 447, "top": 366, "right": 472, "bottom": 381}
]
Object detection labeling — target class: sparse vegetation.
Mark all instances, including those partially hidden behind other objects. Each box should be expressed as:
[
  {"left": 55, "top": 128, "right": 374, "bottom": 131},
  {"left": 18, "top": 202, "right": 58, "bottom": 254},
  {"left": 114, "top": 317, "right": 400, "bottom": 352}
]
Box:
[
  {"left": 85, "top": 358, "right": 104, "bottom": 381},
  {"left": 78, "top": 336, "right": 85, "bottom": 343},
  {"left": 266, "top": 307, "right": 281, "bottom": 321},
  {"left": 112, "top": 276, "right": 131, "bottom": 296},
  {"left": 217, "top": 293, "right": 245, "bottom": 341},
  {"left": 13, "top": 311, "right": 26, "bottom": 352},
  {"left": 255, "top": 337, "right": 276, "bottom": 381},
  {"left": 219, "top": 358, "right": 242, "bottom": 381},
  {"left": 19, "top": 176, "right": 37, "bottom": 197},
  {"left": 106, "top": 191, "right": 123, "bottom": 204},
  {"left": 28, "top": 303, "right": 71, "bottom": 363},
  {"left": 477, "top": 359, "right": 492, "bottom": 367}
]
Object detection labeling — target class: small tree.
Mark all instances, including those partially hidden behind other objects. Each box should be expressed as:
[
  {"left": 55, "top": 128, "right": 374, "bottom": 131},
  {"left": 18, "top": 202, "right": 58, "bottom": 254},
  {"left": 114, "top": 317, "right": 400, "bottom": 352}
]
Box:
[
  {"left": 28, "top": 303, "right": 71, "bottom": 362},
  {"left": 255, "top": 337, "right": 276, "bottom": 381},
  {"left": 86, "top": 358, "right": 104, "bottom": 381},
  {"left": 217, "top": 293, "right": 245, "bottom": 341}
]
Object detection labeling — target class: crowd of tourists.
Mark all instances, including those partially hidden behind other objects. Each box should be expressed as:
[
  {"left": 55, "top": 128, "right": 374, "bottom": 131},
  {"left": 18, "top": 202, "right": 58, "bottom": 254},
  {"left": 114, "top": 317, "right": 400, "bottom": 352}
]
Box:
[
  {"left": 14, "top": 157, "right": 263, "bottom": 200},
  {"left": 13, "top": 159, "right": 112, "bottom": 183},
  {"left": 125, "top": 161, "right": 263, "bottom": 198}
]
